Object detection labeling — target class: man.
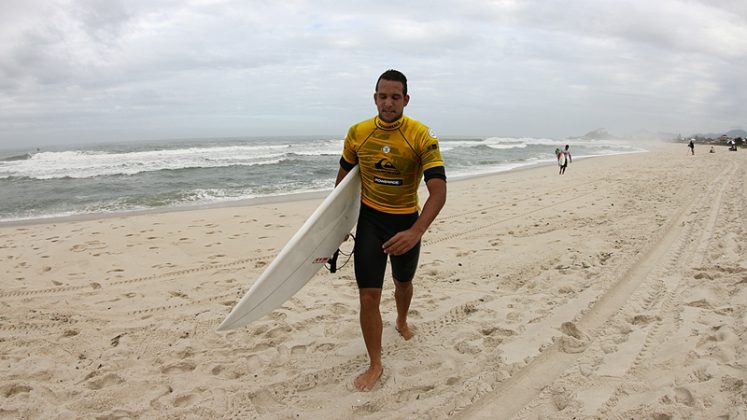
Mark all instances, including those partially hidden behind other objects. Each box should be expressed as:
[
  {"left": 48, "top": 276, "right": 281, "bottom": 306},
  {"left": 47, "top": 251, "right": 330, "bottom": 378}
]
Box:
[
  {"left": 559, "top": 144, "right": 572, "bottom": 175},
  {"left": 335, "top": 69, "right": 447, "bottom": 391}
]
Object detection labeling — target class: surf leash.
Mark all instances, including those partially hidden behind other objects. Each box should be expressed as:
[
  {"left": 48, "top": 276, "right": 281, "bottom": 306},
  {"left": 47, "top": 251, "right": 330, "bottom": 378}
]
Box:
[{"left": 326, "top": 234, "right": 355, "bottom": 273}]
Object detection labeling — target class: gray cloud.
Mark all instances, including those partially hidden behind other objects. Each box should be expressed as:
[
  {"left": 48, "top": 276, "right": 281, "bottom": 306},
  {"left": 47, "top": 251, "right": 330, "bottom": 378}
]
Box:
[{"left": 0, "top": 0, "right": 745, "bottom": 148}]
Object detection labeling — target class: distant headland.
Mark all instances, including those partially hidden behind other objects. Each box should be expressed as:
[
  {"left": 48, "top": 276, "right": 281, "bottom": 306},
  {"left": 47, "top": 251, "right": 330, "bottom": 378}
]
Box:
[{"left": 568, "top": 127, "right": 746, "bottom": 147}]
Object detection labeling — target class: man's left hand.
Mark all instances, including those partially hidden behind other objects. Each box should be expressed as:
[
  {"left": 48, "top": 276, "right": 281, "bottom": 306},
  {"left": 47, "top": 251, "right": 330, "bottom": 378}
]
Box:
[{"left": 382, "top": 229, "right": 421, "bottom": 256}]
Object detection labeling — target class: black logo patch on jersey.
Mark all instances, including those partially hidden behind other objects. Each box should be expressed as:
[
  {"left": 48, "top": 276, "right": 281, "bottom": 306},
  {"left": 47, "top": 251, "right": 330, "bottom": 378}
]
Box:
[
  {"left": 375, "top": 159, "right": 400, "bottom": 173},
  {"left": 374, "top": 177, "right": 403, "bottom": 186}
]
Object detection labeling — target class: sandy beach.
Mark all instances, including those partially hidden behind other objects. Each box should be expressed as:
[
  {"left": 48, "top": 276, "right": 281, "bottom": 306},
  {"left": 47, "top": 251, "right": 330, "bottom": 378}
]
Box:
[{"left": 1, "top": 142, "right": 745, "bottom": 419}]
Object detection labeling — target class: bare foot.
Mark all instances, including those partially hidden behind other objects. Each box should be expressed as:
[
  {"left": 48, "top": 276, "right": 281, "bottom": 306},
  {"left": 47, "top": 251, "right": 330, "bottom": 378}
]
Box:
[
  {"left": 396, "top": 322, "right": 414, "bottom": 340},
  {"left": 353, "top": 366, "right": 383, "bottom": 392}
]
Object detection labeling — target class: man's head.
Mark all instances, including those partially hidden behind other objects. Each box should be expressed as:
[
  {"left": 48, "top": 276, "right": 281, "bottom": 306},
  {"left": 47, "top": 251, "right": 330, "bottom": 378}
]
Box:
[
  {"left": 374, "top": 69, "right": 409, "bottom": 123},
  {"left": 376, "top": 69, "right": 408, "bottom": 96}
]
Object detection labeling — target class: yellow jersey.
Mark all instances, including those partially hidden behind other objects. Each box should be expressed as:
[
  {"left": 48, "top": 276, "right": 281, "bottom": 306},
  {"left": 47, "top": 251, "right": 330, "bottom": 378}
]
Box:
[{"left": 341, "top": 115, "right": 445, "bottom": 214}]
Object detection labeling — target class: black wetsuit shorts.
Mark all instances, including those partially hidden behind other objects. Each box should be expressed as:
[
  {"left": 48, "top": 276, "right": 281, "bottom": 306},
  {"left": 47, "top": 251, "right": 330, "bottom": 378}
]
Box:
[{"left": 354, "top": 203, "right": 420, "bottom": 289}]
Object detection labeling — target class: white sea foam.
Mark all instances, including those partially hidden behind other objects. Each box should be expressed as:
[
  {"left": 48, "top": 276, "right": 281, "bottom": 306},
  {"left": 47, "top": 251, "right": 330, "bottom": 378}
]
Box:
[
  {"left": 0, "top": 135, "right": 645, "bottom": 222},
  {"left": 0, "top": 142, "right": 342, "bottom": 179}
]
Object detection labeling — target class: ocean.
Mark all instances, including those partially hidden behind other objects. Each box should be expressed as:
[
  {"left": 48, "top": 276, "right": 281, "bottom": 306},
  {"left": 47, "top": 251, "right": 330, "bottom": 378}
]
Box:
[{"left": 0, "top": 135, "right": 644, "bottom": 223}]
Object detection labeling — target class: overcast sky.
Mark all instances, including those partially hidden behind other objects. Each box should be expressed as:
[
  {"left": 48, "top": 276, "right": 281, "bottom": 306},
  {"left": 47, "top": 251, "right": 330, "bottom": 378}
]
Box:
[{"left": 1, "top": 0, "right": 745, "bottom": 149}]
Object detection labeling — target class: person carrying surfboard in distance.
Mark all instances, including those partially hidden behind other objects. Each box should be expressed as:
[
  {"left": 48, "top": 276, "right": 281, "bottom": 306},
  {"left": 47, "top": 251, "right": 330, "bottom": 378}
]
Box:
[
  {"left": 558, "top": 144, "right": 572, "bottom": 175},
  {"left": 335, "top": 69, "right": 447, "bottom": 392}
]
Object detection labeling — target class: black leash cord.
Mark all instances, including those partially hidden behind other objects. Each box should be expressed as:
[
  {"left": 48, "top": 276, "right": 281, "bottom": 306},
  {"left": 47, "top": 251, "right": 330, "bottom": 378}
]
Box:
[{"left": 326, "top": 234, "right": 355, "bottom": 273}]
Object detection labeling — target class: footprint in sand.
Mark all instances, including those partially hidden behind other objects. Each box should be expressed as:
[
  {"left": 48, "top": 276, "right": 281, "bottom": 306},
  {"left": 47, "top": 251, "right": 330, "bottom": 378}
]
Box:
[
  {"left": 558, "top": 321, "right": 590, "bottom": 353},
  {"left": 631, "top": 314, "right": 659, "bottom": 325},
  {"left": 2, "top": 384, "right": 33, "bottom": 397},
  {"left": 161, "top": 362, "right": 197, "bottom": 375},
  {"left": 314, "top": 343, "right": 335, "bottom": 352},
  {"left": 455, "top": 340, "right": 482, "bottom": 355},
  {"left": 674, "top": 387, "right": 696, "bottom": 406},
  {"left": 86, "top": 373, "right": 125, "bottom": 390},
  {"left": 86, "top": 240, "right": 107, "bottom": 249},
  {"left": 173, "top": 393, "right": 197, "bottom": 408},
  {"left": 395, "top": 385, "right": 436, "bottom": 403},
  {"left": 152, "top": 262, "right": 177, "bottom": 269},
  {"left": 291, "top": 345, "right": 307, "bottom": 355}
]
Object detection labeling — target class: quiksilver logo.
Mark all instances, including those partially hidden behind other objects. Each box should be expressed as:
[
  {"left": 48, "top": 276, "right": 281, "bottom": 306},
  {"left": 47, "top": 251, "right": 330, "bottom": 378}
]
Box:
[{"left": 375, "top": 159, "right": 398, "bottom": 172}]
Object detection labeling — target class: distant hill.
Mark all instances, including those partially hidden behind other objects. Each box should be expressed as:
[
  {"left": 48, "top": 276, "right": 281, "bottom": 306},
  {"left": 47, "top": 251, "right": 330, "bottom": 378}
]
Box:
[
  {"left": 569, "top": 128, "right": 745, "bottom": 142},
  {"left": 568, "top": 128, "right": 618, "bottom": 140}
]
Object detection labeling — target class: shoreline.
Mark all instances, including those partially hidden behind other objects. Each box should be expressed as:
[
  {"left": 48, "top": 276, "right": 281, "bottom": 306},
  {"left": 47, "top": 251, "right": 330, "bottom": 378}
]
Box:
[{"left": 0, "top": 148, "right": 648, "bottom": 228}]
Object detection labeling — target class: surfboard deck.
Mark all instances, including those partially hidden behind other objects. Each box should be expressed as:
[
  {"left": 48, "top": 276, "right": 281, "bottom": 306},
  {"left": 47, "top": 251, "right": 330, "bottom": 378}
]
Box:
[
  {"left": 217, "top": 166, "right": 361, "bottom": 331},
  {"left": 558, "top": 151, "right": 567, "bottom": 166}
]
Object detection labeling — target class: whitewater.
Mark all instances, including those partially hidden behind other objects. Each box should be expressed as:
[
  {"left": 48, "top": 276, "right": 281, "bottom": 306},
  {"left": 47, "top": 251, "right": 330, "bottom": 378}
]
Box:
[{"left": 0, "top": 135, "right": 644, "bottom": 222}]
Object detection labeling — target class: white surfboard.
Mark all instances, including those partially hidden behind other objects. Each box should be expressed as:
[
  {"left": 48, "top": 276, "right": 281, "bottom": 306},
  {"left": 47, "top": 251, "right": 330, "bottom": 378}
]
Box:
[
  {"left": 558, "top": 151, "right": 567, "bottom": 166},
  {"left": 217, "top": 166, "right": 361, "bottom": 331}
]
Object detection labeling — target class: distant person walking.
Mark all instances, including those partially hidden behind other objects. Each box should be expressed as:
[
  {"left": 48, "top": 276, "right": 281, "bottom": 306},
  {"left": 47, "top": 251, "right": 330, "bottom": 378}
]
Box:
[
  {"left": 558, "top": 144, "right": 572, "bottom": 175},
  {"left": 688, "top": 140, "right": 695, "bottom": 155}
]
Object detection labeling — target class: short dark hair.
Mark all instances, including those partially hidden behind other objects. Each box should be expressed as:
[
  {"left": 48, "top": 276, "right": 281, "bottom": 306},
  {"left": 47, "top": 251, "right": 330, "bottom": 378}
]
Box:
[{"left": 376, "top": 69, "right": 408, "bottom": 96}]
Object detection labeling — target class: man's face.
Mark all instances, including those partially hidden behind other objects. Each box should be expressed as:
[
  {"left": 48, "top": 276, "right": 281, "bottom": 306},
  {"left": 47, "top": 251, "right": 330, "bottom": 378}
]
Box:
[{"left": 374, "top": 79, "right": 409, "bottom": 123}]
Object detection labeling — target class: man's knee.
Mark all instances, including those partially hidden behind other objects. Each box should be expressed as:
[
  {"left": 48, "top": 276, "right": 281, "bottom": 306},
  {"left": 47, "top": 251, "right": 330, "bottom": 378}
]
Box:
[
  {"left": 359, "top": 288, "right": 382, "bottom": 308},
  {"left": 393, "top": 278, "right": 413, "bottom": 292}
]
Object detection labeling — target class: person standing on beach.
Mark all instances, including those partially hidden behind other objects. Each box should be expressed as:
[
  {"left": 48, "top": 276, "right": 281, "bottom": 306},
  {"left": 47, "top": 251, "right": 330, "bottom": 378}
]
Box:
[
  {"left": 688, "top": 140, "right": 695, "bottom": 155},
  {"left": 335, "top": 69, "right": 447, "bottom": 391},
  {"left": 559, "top": 144, "right": 572, "bottom": 175}
]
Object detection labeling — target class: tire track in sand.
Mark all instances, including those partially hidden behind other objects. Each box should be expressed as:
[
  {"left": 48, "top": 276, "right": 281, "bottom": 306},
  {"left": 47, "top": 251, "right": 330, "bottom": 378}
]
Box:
[{"left": 452, "top": 160, "right": 737, "bottom": 419}]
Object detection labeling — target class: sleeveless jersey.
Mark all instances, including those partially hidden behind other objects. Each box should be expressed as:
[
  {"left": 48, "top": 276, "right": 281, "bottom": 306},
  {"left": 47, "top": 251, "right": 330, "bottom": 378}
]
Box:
[{"left": 341, "top": 115, "right": 444, "bottom": 214}]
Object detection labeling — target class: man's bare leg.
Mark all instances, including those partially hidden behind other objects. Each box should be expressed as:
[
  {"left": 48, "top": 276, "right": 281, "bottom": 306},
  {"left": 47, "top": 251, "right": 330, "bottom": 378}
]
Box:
[
  {"left": 354, "top": 288, "right": 384, "bottom": 391},
  {"left": 393, "top": 279, "right": 414, "bottom": 340}
]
